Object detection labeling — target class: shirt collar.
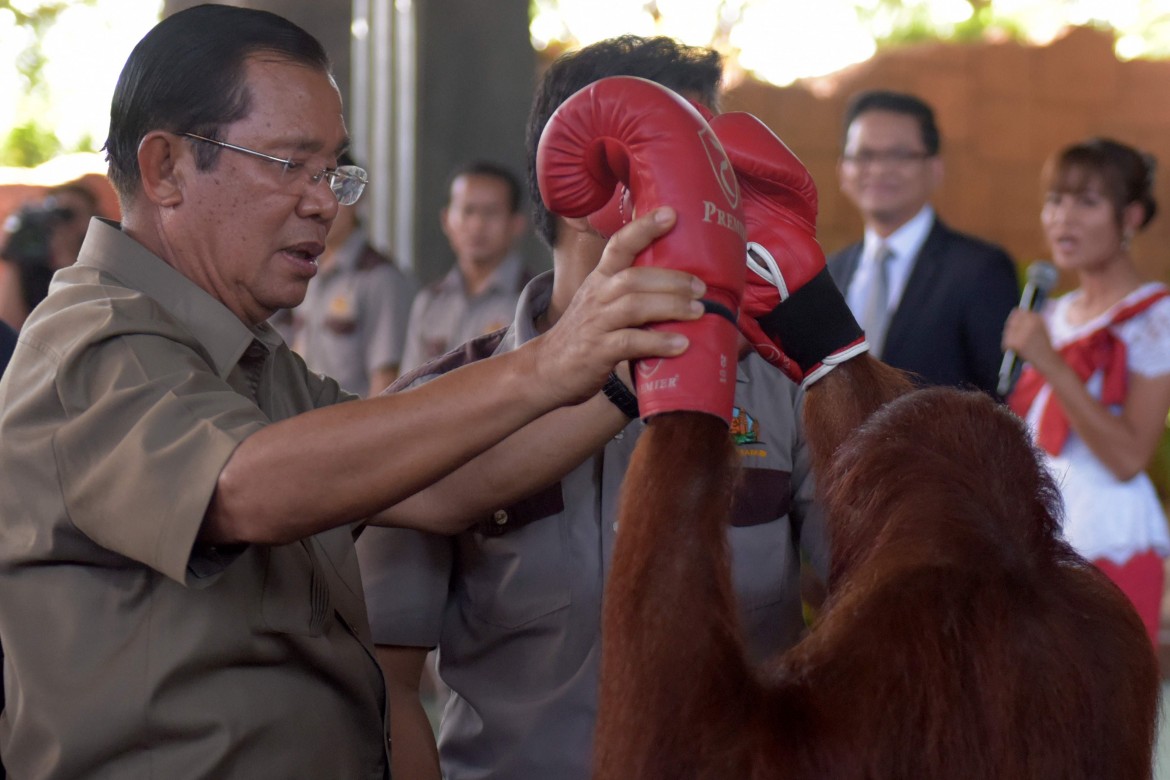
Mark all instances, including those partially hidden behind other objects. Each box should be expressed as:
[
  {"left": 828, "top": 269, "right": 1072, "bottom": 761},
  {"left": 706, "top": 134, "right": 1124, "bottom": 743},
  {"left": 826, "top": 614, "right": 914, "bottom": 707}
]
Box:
[
  {"left": 438, "top": 252, "right": 525, "bottom": 297},
  {"left": 324, "top": 227, "right": 368, "bottom": 276},
  {"left": 504, "top": 270, "right": 554, "bottom": 347},
  {"left": 487, "top": 252, "right": 526, "bottom": 294},
  {"left": 863, "top": 204, "right": 934, "bottom": 265},
  {"left": 76, "top": 219, "right": 277, "bottom": 379}
]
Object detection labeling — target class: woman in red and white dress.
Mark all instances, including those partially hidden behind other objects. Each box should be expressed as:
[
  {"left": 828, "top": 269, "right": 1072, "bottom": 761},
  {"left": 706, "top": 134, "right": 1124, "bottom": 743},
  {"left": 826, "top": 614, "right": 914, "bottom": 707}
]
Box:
[{"left": 1004, "top": 138, "right": 1170, "bottom": 648}]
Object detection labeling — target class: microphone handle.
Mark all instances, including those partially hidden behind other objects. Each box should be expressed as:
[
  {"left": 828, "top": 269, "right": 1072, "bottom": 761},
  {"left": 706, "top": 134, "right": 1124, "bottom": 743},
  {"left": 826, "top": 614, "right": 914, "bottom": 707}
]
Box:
[
  {"left": 996, "top": 281, "right": 1046, "bottom": 398},
  {"left": 997, "top": 349, "right": 1020, "bottom": 397}
]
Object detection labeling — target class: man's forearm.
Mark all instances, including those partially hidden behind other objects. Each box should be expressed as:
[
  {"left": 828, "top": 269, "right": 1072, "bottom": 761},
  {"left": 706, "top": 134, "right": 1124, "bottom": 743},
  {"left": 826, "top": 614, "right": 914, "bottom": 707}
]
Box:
[
  {"left": 377, "top": 390, "right": 631, "bottom": 532},
  {"left": 204, "top": 207, "right": 704, "bottom": 545},
  {"left": 204, "top": 343, "right": 566, "bottom": 544}
]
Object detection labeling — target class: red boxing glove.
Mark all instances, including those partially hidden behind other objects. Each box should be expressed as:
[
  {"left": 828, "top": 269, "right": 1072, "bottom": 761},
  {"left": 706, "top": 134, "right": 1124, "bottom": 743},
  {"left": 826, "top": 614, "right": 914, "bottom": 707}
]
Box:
[
  {"left": 536, "top": 76, "right": 746, "bottom": 423},
  {"left": 586, "top": 99, "right": 714, "bottom": 239},
  {"left": 709, "top": 111, "right": 867, "bottom": 387}
]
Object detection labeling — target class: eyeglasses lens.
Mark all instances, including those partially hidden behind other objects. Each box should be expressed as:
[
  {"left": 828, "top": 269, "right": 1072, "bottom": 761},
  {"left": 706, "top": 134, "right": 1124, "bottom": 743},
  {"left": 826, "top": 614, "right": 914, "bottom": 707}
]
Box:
[{"left": 331, "top": 165, "right": 368, "bottom": 206}]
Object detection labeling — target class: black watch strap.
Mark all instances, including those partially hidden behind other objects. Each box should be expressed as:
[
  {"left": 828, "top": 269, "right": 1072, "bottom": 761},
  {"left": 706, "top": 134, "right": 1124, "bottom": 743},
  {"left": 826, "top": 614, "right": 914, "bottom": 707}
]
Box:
[{"left": 602, "top": 372, "right": 639, "bottom": 419}]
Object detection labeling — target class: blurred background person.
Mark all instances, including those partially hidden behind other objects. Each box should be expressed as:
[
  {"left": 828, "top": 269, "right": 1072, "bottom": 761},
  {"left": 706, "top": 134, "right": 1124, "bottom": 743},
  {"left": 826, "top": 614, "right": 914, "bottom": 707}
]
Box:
[
  {"left": 1004, "top": 137, "right": 1170, "bottom": 648},
  {"left": 0, "top": 180, "right": 100, "bottom": 330},
  {"left": 399, "top": 160, "right": 532, "bottom": 372},
  {"left": 0, "top": 198, "right": 72, "bottom": 329},
  {"left": 0, "top": 319, "right": 13, "bottom": 375},
  {"left": 44, "top": 179, "right": 100, "bottom": 269},
  {"left": 828, "top": 89, "right": 1019, "bottom": 397},
  {"left": 279, "top": 152, "right": 418, "bottom": 396}
]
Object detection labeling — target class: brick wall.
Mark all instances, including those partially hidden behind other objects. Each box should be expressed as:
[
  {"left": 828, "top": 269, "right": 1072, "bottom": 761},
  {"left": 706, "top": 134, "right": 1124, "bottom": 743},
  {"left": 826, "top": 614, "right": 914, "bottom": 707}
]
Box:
[{"left": 722, "top": 26, "right": 1170, "bottom": 293}]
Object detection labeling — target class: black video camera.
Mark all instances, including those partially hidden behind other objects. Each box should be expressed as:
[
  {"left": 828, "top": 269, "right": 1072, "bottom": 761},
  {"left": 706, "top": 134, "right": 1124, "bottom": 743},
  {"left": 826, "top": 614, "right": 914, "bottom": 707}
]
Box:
[
  {"left": 2, "top": 200, "right": 75, "bottom": 267},
  {"left": 1, "top": 200, "right": 75, "bottom": 313}
]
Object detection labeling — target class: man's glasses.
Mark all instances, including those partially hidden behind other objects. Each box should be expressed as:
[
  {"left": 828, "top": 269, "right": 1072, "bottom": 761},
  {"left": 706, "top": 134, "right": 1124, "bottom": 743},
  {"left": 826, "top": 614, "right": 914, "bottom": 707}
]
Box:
[
  {"left": 181, "top": 133, "right": 368, "bottom": 206},
  {"left": 841, "top": 149, "right": 933, "bottom": 167}
]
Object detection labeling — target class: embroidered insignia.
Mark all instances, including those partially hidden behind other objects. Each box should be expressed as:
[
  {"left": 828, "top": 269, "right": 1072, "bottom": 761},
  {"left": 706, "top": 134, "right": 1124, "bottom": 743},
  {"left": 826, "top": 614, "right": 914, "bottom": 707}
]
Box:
[
  {"left": 328, "top": 294, "right": 354, "bottom": 318},
  {"left": 730, "top": 406, "right": 758, "bottom": 445}
]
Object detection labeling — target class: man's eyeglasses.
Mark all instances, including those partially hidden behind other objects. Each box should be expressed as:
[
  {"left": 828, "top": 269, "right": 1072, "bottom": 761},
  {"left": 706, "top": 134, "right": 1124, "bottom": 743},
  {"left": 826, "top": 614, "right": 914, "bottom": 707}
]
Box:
[
  {"left": 181, "top": 133, "right": 368, "bottom": 206},
  {"left": 841, "top": 149, "right": 933, "bottom": 167}
]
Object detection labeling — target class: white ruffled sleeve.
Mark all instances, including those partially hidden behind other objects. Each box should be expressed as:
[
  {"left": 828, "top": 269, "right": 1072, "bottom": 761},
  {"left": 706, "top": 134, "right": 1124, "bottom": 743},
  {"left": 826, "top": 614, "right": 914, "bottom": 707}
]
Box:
[{"left": 1123, "top": 290, "right": 1170, "bottom": 378}]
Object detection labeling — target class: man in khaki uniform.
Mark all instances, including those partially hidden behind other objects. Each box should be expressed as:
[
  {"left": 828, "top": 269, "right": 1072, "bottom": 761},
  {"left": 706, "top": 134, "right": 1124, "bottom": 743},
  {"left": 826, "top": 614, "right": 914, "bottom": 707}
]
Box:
[
  {"left": 0, "top": 7, "right": 706, "bottom": 778},
  {"left": 360, "top": 36, "right": 828, "bottom": 780},
  {"left": 399, "top": 161, "right": 533, "bottom": 373}
]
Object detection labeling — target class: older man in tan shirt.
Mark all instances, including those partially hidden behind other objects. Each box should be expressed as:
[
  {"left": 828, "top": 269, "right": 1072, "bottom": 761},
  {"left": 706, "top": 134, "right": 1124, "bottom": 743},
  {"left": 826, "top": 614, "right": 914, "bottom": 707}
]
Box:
[{"left": 0, "top": 7, "right": 705, "bottom": 778}]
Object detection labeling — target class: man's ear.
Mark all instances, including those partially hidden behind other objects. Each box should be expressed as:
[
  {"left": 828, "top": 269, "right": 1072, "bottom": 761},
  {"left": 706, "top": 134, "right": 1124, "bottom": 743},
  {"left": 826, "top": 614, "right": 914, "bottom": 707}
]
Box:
[
  {"left": 137, "top": 131, "right": 185, "bottom": 207},
  {"left": 928, "top": 155, "right": 944, "bottom": 191}
]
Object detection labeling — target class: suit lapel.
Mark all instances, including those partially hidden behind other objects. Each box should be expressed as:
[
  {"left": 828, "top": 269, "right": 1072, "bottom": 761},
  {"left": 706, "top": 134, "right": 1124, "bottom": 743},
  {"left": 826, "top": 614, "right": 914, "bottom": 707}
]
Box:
[
  {"left": 828, "top": 242, "right": 863, "bottom": 290},
  {"left": 884, "top": 217, "right": 949, "bottom": 355}
]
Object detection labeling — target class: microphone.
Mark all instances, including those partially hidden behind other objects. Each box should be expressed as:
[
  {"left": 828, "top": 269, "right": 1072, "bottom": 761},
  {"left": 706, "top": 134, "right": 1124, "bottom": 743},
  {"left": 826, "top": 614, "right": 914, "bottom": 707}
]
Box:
[{"left": 997, "top": 261, "right": 1059, "bottom": 397}]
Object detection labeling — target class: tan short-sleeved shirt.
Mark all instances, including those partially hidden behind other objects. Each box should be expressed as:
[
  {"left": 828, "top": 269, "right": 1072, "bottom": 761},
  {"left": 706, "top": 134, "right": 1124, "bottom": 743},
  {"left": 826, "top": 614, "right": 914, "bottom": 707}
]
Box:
[
  {"left": 0, "top": 219, "right": 388, "bottom": 779},
  {"left": 398, "top": 252, "right": 532, "bottom": 373},
  {"left": 289, "top": 229, "right": 418, "bottom": 396}
]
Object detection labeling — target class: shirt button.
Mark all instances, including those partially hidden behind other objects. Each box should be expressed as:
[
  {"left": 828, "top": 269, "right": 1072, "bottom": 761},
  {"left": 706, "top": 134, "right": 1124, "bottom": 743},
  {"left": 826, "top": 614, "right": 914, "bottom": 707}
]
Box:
[
  {"left": 493, "top": 509, "right": 509, "bottom": 526},
  {"left": 612, "top": 521, "right": 619, "bottom": 532}
]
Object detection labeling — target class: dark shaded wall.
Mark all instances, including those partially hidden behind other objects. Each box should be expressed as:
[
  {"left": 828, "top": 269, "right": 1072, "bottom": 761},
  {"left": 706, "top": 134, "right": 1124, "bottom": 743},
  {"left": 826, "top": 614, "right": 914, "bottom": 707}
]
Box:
[{"left": 413, "top": 0, "right": 543, "bottom": 282}]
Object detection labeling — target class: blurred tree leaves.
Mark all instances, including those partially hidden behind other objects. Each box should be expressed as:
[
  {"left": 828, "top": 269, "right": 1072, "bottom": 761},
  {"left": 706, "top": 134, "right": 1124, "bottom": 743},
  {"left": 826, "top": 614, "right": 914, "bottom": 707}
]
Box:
[{"left": 0, "top": 1, "right": 94, "bottom": 167}]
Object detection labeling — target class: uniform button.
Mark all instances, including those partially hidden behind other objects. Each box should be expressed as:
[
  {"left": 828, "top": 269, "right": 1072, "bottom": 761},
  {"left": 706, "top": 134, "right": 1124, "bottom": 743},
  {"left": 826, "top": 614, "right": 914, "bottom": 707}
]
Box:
[
  {"left": 614, "top": 430, "right": 625, "bottom": 440},
  {"left": 612, "top": 521, "right": 619, "bottom": 532},
  {"left": 493, "top": 509, "right": 509, "bottom": 525}
]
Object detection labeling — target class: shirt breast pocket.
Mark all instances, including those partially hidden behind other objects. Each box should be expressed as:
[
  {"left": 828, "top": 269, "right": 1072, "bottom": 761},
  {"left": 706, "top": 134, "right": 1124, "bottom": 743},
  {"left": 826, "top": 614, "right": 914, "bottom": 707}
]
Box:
[
  {"left": 258, "top": 541, "right": 331, "bottom": 636},
  {"left": 457, "top": 483, "right": 570, "bottom": 629},
  {"left": 727, "top": 467, "right": 795, "bottom": 611}
]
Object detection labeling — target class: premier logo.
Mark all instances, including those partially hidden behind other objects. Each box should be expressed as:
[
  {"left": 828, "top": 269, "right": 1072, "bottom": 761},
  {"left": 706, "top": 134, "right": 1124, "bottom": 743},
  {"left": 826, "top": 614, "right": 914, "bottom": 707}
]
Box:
[
  {"left": 702, "top": 200, "right": 746, "bottom": 239},
  {"left": 639, "top": 375, "right": 680, "bottom": 392}
]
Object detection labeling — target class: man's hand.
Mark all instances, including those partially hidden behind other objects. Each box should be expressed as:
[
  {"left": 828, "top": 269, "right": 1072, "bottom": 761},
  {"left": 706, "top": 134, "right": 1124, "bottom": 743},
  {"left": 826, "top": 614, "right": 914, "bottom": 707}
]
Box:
[
  {"left": 533, "top": 207, "right": 706, "bottom": 406},
  {"left": 535, "top": 76, "right": 747, "bottom": 421}
]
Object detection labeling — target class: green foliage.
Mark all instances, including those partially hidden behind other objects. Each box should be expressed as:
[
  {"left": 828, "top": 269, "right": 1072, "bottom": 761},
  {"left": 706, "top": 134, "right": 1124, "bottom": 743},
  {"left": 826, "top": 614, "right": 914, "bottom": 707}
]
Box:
[
  {"left": 867, "top": 1, "right": 1029, "bottom": 49},
  {"left": 0, "top": 0, "right": 97, "bottom": 168},
  {"left": 0, "top": 120, "right": 62, "bottom": 168}
]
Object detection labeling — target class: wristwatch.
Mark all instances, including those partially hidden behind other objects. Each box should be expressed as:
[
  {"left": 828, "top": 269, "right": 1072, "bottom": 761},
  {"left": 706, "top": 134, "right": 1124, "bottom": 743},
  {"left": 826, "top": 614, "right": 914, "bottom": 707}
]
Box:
[{"left": 602, "top": 371, "right": 639, "bottom": 419}]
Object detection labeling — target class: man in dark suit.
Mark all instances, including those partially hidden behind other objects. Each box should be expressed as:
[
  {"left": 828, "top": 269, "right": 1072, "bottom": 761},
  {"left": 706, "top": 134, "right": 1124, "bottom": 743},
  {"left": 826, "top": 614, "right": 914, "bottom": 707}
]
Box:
[{"left": 827, "top": 89, "right": 1019, "bottom": 397}]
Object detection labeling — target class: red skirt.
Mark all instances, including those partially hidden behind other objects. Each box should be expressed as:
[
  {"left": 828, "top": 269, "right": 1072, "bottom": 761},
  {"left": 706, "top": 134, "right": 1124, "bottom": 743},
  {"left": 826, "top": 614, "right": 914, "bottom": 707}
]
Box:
[{"left": 1093, "top": 549, "right": 1165, "bottom": 649}]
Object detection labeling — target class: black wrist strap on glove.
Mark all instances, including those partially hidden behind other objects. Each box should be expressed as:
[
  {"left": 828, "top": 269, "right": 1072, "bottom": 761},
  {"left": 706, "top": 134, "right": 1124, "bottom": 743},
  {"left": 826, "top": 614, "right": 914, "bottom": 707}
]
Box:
[
  {"left": 602, "top": 371, "right": 640, "bottom": 419},
  {"left": 756, "top": 267, "right": 863, "bottom": 373}
]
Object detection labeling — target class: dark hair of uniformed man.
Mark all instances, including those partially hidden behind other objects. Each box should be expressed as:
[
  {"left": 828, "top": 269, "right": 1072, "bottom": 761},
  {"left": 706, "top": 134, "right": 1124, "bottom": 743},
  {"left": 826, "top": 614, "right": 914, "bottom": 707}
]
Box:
[
  {"left": 103, "top": 3, "right": 331, "bottom": 202},
  {"left": 524, "top": 35, "right": 724, "bottom": 248},
  {"left": 446, "top": 160, "right": 525, "bottom": 215},
  {"left": 841, "top": 89, "right": 941, "bottom": 157}
]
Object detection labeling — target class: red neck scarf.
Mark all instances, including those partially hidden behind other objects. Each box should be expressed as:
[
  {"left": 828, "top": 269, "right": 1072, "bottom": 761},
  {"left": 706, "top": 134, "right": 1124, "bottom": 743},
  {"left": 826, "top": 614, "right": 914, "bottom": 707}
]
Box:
[{"left": 1008, "top": 287, "right": 1170, "bottom": 455}]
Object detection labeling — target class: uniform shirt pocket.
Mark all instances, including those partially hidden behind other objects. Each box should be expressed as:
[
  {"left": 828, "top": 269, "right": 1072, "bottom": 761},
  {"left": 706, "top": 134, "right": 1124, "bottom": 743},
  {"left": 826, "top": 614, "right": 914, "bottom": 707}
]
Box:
[
  {"left": 259, "top": 540, "right": 331, "bottom": 636},
  {"left": 458, "top": 483, "right": 570, "bottom": 629},
  {"left": 728, "top": 467, "right": 794, "bottom": 612}
]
